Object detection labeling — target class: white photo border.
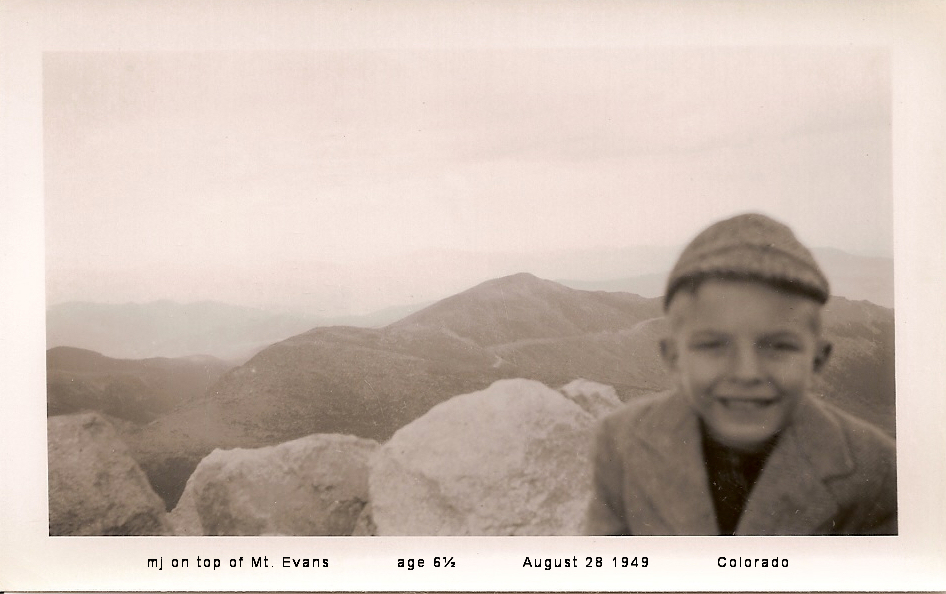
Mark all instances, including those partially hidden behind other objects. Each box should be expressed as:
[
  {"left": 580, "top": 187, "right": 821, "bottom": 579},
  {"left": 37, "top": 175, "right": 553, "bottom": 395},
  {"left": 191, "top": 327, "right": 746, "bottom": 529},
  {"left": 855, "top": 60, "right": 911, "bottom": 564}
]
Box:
[{"left": 1, "top": 0, "right": 944, "bottom": 591}]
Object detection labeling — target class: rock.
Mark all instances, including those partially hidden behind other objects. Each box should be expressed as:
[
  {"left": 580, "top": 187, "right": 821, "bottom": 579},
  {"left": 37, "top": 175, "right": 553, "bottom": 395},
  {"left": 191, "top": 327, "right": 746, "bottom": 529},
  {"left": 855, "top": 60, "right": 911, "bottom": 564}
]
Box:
[
  {"left": 183, "top": 433, "right": 378, "bottom": 535},
  {"left": 167, "top": 476, "right": 203, "bottom": 536},
  {"left": 559, "top": 378, "right": 623, "bottom": 418},
  {"left": 48, "top": 412, "right": 171, "bottom": 535},
  {"left": 351, "top": 503, "right": 377, "bottom": 536},
  {"left": 369, "top": 378, "right": 596, "bottom": 535}
]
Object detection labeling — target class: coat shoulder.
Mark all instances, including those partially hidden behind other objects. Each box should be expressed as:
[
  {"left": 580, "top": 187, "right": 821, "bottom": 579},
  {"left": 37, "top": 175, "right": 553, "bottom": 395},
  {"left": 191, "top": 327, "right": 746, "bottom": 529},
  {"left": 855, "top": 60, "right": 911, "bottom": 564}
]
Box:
[
  {"left": 811, "top": 398, "right": 896, "bottom": 472},
  {"left": 595, "top": 390, "right": 680, "bottom": 450},
  {"left": 801, "top": 397, "right": 898, "bottom": 534},
  {"left": 598, "top": 390, "right": 675, "bottom": 431}
]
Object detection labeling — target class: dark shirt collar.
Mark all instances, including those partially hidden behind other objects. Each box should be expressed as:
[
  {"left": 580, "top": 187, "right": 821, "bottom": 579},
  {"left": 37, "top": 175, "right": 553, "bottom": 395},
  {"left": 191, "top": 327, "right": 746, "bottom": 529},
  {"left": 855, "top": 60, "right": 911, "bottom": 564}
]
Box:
[{"left": 699, "top": 421, "right": 779, "bottom": 535}]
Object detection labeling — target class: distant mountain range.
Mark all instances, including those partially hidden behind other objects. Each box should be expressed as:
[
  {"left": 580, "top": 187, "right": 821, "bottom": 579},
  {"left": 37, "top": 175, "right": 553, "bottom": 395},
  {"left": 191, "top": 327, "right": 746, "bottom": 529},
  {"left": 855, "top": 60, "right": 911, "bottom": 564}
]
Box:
[
  {"left": 46, "top": 247, "right": 891, "bottom": 363},
  {"left": 48, "top": 272, "right": 894, "bottom": 510},
  {"left": 47, "top": 346, "right": 232, "bottom": 423},
  {"left": 46, "top": 300, "right": 427, "bottom": 362},
  {"left": 558, "top": 247, "right": 893, "bottom": 308}
]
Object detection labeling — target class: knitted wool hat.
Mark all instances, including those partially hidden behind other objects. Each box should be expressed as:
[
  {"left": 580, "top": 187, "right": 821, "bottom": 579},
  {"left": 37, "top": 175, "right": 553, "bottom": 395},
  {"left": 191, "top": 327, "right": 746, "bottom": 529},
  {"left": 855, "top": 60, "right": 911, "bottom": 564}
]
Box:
[{"left": 664, "top": 213, "right": 830, "bottom": 309}]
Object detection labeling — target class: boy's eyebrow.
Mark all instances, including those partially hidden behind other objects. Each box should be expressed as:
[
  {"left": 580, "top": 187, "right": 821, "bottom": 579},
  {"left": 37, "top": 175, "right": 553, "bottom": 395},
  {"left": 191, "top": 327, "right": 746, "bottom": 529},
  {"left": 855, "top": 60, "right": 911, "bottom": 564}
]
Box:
[
  {"left": 686, "top": 329, "right": 731, "bottom": 339},
  {"left": 757, "top": 331, "right": 805, "bottom": 341},
  {"left": 686, "top": 329, "right": 806, "bottom": 340}
]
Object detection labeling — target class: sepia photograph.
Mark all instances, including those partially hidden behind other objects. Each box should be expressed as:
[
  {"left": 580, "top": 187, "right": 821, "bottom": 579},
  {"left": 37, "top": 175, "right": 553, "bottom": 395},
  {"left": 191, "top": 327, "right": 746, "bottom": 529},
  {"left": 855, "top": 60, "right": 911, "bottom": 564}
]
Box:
[
  {"left": 43, "top": 46, "right": 895, "bottom": 538},
  {"left": 2, "top": 0, "right": 945, "bottom": 591}
]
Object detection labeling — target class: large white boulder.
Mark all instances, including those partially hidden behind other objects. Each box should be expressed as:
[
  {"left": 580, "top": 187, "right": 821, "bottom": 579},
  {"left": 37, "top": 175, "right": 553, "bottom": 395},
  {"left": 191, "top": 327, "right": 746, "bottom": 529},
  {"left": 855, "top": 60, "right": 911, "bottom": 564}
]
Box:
[
  {"left": 172, "top": 433, "right": 378, "bottom": 535},
  {"left": 48, "top": 413, "right": 171, "bottom": 535},
  {"left": 369, "top": 378, "right": 596, "bottom": 535}
]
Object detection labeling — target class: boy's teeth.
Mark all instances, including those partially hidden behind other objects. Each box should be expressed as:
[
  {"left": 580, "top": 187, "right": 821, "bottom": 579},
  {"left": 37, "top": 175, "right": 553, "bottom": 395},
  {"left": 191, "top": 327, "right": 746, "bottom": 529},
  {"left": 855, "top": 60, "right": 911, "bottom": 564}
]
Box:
[{"left": 721, "top": 398, "right": 772, "bottom": 410}]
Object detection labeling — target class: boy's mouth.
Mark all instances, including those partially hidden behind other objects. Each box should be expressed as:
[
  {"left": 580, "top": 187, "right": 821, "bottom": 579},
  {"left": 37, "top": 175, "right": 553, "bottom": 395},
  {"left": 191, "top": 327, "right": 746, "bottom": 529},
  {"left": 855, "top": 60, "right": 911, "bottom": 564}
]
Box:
[{"left": 715, "top": 396, "right": 779, "bottom": 411}]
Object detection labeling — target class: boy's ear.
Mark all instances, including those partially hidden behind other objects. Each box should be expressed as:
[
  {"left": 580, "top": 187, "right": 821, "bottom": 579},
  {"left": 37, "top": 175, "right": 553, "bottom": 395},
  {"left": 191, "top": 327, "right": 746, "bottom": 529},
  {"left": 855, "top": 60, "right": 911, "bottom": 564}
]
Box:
[
  {"left": 660, "top": 338, "right": 678, "bottom": 371},
  {"left": 813, "top": 340, "right": 832, "bottom": 373}
]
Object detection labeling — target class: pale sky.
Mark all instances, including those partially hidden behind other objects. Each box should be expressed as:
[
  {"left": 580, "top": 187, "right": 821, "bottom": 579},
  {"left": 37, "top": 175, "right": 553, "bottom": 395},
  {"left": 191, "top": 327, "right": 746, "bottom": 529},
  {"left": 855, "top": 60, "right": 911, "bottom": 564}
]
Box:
[{"left": 44, "top": 48, "right": 891, "bottom": 314}]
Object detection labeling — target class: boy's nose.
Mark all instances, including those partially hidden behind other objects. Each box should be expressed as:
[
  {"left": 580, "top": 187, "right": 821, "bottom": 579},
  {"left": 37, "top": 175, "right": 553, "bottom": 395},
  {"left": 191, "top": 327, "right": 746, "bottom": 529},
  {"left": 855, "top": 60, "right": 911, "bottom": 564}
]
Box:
[{"left": 729, "top": 344, "right": 763, "bottom": 382}]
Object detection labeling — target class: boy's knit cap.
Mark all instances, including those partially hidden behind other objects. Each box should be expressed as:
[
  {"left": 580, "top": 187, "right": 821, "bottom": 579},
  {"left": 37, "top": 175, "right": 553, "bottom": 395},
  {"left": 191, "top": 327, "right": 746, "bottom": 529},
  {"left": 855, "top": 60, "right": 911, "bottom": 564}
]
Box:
[{"left": 664, "top": 213, "right": 830, "bottom": 309}]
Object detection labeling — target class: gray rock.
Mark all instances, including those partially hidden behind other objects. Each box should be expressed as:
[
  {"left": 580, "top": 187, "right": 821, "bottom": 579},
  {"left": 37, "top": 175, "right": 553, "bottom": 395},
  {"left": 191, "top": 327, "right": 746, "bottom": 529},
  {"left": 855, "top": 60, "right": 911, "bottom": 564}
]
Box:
[
  {"left": 167, "top": 476, "right": 203, "bottom": 536},
  {"left": 351, "top": 502, "right": 377, "bottom": 536},
  {"left": 182, "top": 433, "right": 378, "bottom": 535},
  {"left": 559, "top": 378, "right": 623, "bottom": 418},
  {"left": 48, "top": 413, "right": 171, "bottom": 535},
  {"left": 369, "top": 378, "right": 596, "bottom": 535}
]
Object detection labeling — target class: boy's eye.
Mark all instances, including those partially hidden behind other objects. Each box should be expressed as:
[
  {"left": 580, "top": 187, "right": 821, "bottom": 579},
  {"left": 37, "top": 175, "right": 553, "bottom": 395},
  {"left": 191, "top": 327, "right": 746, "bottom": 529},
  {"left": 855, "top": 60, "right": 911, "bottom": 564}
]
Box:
[
  {"left": 761, "top": 340, "right": 801, "bottom": 352},
  {"left": 691, "top": 339, "right": 728, "bottom": 350}
]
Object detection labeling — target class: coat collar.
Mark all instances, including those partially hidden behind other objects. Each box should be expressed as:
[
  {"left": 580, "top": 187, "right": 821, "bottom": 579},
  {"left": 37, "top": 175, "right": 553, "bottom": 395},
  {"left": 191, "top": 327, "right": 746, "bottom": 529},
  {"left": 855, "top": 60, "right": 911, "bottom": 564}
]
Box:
[
  {"left": 633, "top": 392, "right": 717, "bottom": 535},
  {"left": 631, "top": 392, "right": 856, "bottom": 535}
]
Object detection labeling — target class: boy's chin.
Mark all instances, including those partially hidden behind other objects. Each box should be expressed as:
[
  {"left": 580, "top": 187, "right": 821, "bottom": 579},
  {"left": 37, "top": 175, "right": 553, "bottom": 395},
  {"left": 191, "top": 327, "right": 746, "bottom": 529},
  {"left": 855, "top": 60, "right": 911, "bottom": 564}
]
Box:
[
  {"left": 702, "top": 415, "right": 785, "bottom": 452},
  {"left": 707, "top": 429, "right": 778, "bottom": 453}
]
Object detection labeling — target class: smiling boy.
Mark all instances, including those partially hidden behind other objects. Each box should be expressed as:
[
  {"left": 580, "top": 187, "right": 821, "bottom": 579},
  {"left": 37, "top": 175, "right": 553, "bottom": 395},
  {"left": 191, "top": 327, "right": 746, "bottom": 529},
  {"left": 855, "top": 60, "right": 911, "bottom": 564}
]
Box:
[{"left": 584, "top": 213, "right": 897, "bottom": 535}]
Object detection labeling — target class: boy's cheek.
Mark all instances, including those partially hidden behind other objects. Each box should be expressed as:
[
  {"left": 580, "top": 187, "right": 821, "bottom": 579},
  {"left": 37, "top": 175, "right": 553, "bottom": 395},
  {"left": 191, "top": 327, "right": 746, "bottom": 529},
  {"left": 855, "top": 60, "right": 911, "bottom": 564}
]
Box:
[
  {"left": 679, "top": 361, "right": 710, "bottom": 384},
  {"left": 674, "top": 372, "right": 717, "bottom": 406},
  {"left": 675, "top": 356, "right": 721, "bottom": 386},
  {"left": 770, "top": 357, "right": 818, "bottom": 390}
]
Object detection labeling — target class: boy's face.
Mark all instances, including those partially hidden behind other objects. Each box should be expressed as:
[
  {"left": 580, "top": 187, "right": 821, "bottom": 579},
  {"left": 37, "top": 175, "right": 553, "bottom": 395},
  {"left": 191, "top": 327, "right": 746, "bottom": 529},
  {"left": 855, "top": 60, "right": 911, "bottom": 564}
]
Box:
[{"left": 662, "top": 279, "right": 831, "bottom": 452}]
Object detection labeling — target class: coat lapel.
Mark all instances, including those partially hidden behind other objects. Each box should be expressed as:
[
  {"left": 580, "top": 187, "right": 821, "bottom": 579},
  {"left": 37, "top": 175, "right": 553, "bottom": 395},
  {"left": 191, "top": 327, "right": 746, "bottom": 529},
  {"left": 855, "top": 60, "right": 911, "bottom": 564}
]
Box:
[
  {"left": 737, "top": 395, "right": 856, "bottom": 535},
  {"left": 631, "top": 393, "right": 719, "bottom": 535}
]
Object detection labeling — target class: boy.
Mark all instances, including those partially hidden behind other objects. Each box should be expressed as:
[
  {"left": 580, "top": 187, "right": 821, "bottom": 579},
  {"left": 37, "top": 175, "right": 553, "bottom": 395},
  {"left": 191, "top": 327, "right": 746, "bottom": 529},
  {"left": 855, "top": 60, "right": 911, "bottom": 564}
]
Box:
[{"left": 584, "top": 213, "right": 897, "bottom": 535}]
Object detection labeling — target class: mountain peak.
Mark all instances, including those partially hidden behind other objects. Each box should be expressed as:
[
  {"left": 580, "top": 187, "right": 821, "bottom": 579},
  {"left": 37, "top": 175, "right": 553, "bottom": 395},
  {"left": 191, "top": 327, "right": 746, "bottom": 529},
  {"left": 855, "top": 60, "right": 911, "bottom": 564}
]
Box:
[
  {"left": 468, "top": 272, "right": 563, "bottom": 294},
  {"left": 390, "top": 273, "right": 659, "bottom": 347},
  {"left": 490, "top": 271, "right": 542, "bottom": 283}
]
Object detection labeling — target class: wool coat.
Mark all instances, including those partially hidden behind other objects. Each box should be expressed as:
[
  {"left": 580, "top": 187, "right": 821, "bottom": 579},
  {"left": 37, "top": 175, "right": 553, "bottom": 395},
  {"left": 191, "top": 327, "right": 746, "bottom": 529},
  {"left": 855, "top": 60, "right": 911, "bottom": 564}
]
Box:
[{"left": 584, "top": 391, "right": 897, "bottom": 535}]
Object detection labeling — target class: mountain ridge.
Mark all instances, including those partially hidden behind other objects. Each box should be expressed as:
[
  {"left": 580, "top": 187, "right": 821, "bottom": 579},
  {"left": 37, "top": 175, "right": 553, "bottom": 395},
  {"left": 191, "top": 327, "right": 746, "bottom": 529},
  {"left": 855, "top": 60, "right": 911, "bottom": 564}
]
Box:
[
  {"left": 47, "top": 247, "right": 892, "bottom": 359},
  {"left": 47, "top": 346, "right": 233, "bottom": 423},
  {"left": 49, "top": 273, "right": 894, "bottom": 510}
]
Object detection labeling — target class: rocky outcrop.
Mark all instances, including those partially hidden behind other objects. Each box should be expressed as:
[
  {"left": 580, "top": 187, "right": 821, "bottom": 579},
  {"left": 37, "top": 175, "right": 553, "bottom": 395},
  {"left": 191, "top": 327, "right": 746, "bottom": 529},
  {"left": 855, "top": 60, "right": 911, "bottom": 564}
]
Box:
[
  {"left": 171, "top": 433, "right": 378, "bottom": 536},
  {"left": 351, "top": 503, "right": 377, "bottom": 536},
  {"left": 559, "top": 378, "right": 623, "bottom": 418},
  {"left": 369, "top": 379, "right": 596, "bottom": 535},
  {"left": 48, "top": 413, "right": 171, "bottom": 535},
  {"left": 167, "top": 478, "right": 203, "bottom": 536}
]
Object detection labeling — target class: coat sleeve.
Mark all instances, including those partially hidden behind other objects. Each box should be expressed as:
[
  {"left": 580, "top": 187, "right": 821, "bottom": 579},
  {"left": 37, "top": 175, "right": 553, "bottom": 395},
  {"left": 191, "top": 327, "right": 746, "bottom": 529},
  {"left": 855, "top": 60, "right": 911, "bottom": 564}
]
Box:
[
  {"left": 583, "top": 417, "right": 631, "bottom": 536},
  {"left": 858, "top": 439, "right": 898, "bottom": 535},
  {"left": 832, "top": 412, "right": 899, "bottom": 535}
]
